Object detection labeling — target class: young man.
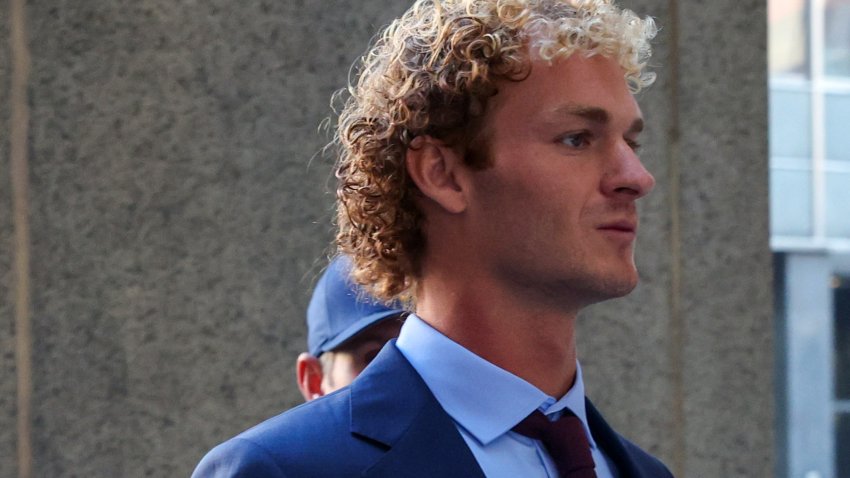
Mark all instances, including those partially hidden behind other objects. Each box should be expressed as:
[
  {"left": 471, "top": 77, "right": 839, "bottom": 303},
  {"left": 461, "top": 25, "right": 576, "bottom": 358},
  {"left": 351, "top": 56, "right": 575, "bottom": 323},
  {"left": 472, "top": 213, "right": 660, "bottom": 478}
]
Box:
[
  {"left": 194, "top": 1, "right": 673, "bottom": 476},
  {"left": 296, "top": 255, "right": 404, "bottom": 401}
]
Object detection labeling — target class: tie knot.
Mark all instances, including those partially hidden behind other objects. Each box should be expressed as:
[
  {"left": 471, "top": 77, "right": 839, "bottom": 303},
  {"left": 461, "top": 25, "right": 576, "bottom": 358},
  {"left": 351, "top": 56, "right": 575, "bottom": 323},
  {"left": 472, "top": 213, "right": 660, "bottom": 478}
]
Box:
[{"left": 512, "top": 410, "right": 597, "bottom": 478}]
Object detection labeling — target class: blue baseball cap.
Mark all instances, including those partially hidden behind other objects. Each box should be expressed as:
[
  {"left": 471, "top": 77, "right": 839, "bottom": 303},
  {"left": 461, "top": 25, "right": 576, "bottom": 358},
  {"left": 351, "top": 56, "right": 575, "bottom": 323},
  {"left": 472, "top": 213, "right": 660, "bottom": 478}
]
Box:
[{"left": 307, "top": 255, "right": 405, "bottom": 356}]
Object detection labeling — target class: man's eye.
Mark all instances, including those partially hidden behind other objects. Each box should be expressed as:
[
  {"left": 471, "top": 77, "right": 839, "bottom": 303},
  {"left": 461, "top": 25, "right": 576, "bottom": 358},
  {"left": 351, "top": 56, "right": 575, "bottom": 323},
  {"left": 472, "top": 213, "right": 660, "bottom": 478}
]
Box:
[
  {"left": 626, "top": 139, "right": 642, "bottom": 152},
  {"left": 558, "top": 132, "right": 590, "bottom": 148}
]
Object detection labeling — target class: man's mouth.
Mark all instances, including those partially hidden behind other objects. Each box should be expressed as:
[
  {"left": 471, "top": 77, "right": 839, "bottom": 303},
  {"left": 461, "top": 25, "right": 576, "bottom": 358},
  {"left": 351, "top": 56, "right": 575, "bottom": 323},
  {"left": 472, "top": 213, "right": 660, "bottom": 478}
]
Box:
[{"left": 596, "top": 220, "right": 638, "bottom": 240}]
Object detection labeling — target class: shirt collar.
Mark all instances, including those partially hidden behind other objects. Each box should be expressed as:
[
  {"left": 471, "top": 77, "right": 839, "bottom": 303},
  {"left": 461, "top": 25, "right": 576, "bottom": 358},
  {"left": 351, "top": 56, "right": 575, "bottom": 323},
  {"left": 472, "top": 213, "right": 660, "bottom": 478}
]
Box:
[
  {"left": 395, "top": 314, "right": 597, "bottom": 449},
  {"left": 541, "top": 359, "right": 596, "bottom": 449}
]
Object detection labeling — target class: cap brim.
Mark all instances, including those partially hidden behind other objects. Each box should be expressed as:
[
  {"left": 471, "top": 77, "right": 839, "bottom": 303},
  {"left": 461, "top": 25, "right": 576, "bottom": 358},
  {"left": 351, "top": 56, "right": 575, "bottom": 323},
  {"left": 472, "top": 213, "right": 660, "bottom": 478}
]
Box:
[{"left": 314, "top": 309, "right": 404, "bottom": 355}]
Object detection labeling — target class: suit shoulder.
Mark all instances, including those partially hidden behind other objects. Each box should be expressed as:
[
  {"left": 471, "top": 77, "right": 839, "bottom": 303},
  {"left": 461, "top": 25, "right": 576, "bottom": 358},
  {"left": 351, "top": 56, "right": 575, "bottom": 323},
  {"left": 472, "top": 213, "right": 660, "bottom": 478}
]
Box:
[
  {"left": 239, "top": 388, "right": 351, "bottom": 445},
  {"left": 618, "top": 437, "right": 675, "bottom": 477},
  {"left": 193, "top": 389, "right": 383, "bottom": 477},
  {"left": 192, "top": 437, "right": 288, "bottom": 478}
]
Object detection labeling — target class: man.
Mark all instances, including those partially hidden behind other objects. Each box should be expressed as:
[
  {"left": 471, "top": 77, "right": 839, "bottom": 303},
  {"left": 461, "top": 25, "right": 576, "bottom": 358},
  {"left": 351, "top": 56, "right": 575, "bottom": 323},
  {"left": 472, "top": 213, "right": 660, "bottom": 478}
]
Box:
[
  {"left": 296, "top": 255, "right": 404, "bottom": 401},
  {"left": 194, "top": 0, "right": 673, "bottom": 476}
]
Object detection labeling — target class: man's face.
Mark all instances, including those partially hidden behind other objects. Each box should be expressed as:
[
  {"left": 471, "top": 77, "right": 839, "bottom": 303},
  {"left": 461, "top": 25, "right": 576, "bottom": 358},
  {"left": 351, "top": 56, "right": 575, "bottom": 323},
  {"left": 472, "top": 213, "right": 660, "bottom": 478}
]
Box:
[
  {"left": 463, "top": 53, "right": 655, "bottom": 310},
  {"left": 321, "top": 317, "right": 404, "bottom": 393}
]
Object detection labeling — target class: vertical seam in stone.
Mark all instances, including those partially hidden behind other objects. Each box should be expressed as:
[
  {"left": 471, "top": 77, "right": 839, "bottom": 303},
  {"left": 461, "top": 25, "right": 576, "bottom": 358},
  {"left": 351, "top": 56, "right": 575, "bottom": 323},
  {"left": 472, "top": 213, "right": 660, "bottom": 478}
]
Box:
[
  {"left": 666, "top": 0, "right": 686, "bottom": 476},
  {"left": 9, "top": 0, "right": 33, "bottom": 476}
]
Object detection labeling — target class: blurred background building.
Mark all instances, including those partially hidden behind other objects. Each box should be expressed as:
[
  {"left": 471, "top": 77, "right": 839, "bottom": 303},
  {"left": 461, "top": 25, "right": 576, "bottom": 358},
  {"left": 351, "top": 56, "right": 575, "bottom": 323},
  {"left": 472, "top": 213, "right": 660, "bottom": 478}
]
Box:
[{"left": 769, "top": 0, "right": 850, "bottom": 476}]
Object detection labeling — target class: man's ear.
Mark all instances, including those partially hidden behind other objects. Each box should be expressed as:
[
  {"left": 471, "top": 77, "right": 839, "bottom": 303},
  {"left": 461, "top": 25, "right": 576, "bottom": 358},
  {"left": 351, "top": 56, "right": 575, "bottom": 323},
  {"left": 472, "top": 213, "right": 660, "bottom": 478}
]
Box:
[
  {"left": 296, "top": 353, "right": 324, "bottom": 402},
  {"left": 405, "top": 136, "right": 469, "bottom": 214}
]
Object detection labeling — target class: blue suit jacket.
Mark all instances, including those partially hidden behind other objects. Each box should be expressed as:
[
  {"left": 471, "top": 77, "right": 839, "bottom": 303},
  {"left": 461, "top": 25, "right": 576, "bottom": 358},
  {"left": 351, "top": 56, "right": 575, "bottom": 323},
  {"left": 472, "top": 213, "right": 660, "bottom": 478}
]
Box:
[{"left": 193, "top": 341, "right": 673, "bottom": 477}]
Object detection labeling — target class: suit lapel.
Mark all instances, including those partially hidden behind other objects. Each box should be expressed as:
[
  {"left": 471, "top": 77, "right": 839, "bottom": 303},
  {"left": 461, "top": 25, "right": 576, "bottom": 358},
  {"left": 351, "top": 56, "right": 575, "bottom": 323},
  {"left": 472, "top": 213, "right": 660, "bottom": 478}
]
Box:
[
  {"left": 350, "top": 341, "right": 485, "bottom": 478},
  {"left": 586, "top": 398, "right": 651, "bottom": 478},
  {"left": 360, "top": 390, "right": 486, "bottom": 478}
]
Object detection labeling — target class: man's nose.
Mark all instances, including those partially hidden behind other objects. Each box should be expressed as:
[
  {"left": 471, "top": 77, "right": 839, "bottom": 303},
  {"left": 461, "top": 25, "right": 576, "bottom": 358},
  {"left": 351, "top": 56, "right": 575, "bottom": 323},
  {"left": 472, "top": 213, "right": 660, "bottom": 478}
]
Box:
[{"left": 601, "top": 141, "right": 656, "bottom": 199}]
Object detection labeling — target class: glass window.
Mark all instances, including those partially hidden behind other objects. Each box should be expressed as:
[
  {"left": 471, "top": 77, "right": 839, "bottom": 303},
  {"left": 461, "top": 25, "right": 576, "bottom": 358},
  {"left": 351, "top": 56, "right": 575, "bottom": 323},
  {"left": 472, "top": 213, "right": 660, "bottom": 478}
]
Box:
[
  {"left": 825, "top": 0, "right": 850, "bottom": 77},
  {"left": 771, "top": 167, "right": 813, "bottom": 236},
  {"left": 836, "top": 275, "right": 850, "bottom": 399},
  {"left": 770, "top": 0, "right": 809, "bottom": 76},
  {"left": 771, "top": 87, "right": 813, "bottom": 158},
  {"left": 825, "top": 171, "right": 850, "bottom": 237},
  {"left": 835, "top": 277, "right": 850, "bottom": 477},
  {"left": 825, "top": 92, "right": 850, "bottom": 161},
  {"left": 838, "top": 412, "right": 850, "bottom": 477}
]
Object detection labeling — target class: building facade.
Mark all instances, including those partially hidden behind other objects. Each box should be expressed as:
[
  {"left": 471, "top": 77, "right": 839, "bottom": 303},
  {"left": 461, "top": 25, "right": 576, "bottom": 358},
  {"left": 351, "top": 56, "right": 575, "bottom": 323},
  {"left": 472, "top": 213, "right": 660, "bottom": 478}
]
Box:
[{"left": 770, "top": 0, "right": 850, "bottom": 476}]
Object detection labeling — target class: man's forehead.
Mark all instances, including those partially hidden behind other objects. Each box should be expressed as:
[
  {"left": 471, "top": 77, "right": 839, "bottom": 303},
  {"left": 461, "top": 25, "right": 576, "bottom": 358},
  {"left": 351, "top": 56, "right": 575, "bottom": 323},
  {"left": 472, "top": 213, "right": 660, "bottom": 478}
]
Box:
[{"left": 487, "top": 54, "right": 642, "bottom": 123}]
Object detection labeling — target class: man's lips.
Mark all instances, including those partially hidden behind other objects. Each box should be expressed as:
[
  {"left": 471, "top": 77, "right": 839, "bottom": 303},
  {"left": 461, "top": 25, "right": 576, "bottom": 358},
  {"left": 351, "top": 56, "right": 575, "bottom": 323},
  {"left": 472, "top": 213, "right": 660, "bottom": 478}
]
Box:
[
  {"left": 596, "top": 220, "right": 638, "bottom": 240},
  {"left": 597, "top": 220, "right": 637, "bottom": 233}
]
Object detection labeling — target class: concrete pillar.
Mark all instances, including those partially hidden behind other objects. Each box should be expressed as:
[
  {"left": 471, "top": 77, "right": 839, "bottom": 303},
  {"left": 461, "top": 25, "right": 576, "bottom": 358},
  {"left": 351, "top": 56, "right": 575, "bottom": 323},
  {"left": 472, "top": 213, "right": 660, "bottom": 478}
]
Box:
[{"left": 2, "top": 1, "right": 773, "bottom": 476}]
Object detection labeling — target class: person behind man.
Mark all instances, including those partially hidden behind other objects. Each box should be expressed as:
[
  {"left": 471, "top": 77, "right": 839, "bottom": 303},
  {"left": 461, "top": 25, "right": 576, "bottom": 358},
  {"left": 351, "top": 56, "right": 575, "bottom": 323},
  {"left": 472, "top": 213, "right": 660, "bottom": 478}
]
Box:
[
  {"left": 194, "top": 0, "right": 674, "bottom": 476},
  {"left": 296, "top": 255, "right": 405, "bottom": 401}
]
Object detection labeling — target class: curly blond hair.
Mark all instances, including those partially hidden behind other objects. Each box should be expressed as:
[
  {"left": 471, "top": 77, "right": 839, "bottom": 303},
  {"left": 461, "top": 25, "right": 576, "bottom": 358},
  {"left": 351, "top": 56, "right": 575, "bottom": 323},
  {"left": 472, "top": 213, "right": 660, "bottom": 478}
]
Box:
[{"left": 334, "top": 0, "right": 657, "bottom": 304}]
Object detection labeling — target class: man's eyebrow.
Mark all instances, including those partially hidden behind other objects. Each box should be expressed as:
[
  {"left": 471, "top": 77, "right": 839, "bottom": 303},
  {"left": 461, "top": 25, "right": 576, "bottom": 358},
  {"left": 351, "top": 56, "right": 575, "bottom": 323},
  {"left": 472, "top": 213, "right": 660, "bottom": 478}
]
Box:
[
  {"left": 558, "top": 105, "right": 610, "bottom": 124},
  {"left": 552, "top": 105, "right": 644, "bottom": 134}
]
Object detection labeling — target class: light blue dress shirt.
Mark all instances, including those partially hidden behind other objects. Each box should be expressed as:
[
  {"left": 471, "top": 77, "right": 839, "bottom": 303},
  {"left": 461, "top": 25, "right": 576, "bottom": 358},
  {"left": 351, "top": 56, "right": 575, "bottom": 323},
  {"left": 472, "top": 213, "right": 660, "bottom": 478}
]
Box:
[{"left": 396, "top": 314, "right": 618, "bottom": 478}]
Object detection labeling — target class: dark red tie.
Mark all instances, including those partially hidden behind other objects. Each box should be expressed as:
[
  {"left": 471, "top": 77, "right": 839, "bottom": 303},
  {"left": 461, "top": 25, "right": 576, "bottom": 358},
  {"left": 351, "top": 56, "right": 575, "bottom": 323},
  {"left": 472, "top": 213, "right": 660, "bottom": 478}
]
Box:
[{"left": 512, "top": 410, "right": 598, "bottom": 478}]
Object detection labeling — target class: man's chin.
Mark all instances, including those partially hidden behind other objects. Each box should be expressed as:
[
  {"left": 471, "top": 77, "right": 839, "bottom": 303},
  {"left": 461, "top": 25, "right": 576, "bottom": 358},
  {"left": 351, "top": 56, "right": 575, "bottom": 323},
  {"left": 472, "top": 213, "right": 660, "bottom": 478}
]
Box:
[{"left": 585, "top": 269, "right": 639, "bottom": 303}]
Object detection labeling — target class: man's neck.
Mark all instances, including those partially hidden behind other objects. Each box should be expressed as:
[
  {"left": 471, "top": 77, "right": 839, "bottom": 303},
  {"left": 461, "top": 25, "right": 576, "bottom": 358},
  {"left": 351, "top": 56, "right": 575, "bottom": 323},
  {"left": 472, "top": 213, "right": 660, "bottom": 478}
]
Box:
[{"left": 415, "top": 269, "right": 581, "bottom": 398}]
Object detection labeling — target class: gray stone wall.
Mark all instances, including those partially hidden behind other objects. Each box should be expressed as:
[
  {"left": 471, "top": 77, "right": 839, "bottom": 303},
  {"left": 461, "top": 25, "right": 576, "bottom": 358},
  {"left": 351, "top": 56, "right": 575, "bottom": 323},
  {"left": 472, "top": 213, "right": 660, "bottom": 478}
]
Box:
[
  {"left": 2, "top": 3, "right": 19, "bottom": 477},
  {"left": 676, "top": 1, "right": 773, "bottom": 474},
  {"left": 2, "top": 1, "right": 772, "bottom": 477}
]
